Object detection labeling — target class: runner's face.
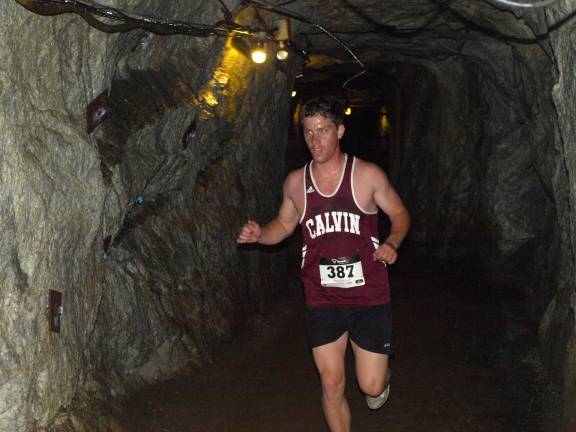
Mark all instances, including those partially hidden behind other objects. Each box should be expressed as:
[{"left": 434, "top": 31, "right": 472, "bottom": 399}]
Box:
[{"left": 302, "top": 114, "right": 344, "bottom": 163}]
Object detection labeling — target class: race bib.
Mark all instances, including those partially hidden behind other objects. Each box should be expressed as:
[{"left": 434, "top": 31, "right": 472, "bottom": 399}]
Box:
[{"left": 319, "top": 254, "right": 365, "bottom": 288}]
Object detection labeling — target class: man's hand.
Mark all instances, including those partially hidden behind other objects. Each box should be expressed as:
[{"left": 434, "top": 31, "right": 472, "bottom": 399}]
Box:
[
  {"left": 372, "top": 241, "right": 398, "bottom": 264},
  {"left": 237, "top": 220, "right": 262, "bottom": 244}
]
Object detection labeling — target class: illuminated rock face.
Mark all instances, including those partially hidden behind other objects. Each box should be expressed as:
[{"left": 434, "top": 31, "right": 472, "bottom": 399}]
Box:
[{"left": 0, "top": 1, "right": 296, "bottom": 430}]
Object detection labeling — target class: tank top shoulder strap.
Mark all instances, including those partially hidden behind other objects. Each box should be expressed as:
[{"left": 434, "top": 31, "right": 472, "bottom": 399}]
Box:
[
  {"left": 305, "top": 160, "right": 312, "bottom": 187},
  {"left": 300, "top": 162, "right": 311, "bottom": 224},
  {"left": 338, "top": 154, "right": 354, "bottom": 197}
]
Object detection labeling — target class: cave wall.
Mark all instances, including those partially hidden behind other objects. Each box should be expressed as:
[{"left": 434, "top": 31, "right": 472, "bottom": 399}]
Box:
[
  {"left": 384, "top": 37, "right": 557, "bottom": 294},
  {"left": 390, "top": 7, "right": 576, "bottom": 429},
  {"left": 340, "top": 7, "right": 565, "bottom": 425},
  {"left": 387, "top": 60, "right": 484, "bottom": 260},
  {"left": 0, "top": 1, "right": 296, "bottom": 430},
  {"left": 377, "top": 4, "right": 576, "bottom": 429},
  {"left": 3, "top": 0, "right": 576, "bottom": 430},
  {"left": 540, "top": 3, "right": 576, "bottom": 430},
  {"left": 379, "top": 11, "right": 569, "bottom": 423},
  {"left": 359, "top": 4, "right": 576, "bottom": 430}
]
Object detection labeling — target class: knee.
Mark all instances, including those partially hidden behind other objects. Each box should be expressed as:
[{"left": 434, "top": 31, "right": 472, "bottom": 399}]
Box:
[
  {"left": 359, "top": 375, "right": 386, "bottom": 397},
  {"left": 320, "top": 371, "right": 346, "bottom": 402}
]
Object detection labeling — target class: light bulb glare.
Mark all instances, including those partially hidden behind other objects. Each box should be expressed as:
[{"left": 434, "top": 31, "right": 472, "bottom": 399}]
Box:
[
  {"left": 344, "top": 107, "right": 352, "bottom": 116},
  {"left": 251, "top": 48, "right": 267, "bottom": 64},
  {"left": 276, "top": 41, "right": 289, "bottom": 61},
  {"left": 276, "top": 49, "right": 289, "bottom": 61}
]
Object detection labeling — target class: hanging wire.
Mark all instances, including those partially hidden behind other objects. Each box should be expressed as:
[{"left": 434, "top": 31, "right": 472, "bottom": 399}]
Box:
[
  {"left": 485, "top": 0, "right": 563, "bottom": 8},
  {"left": 18, "top": 0, "right": 367, "bottom": 87},
  {"left": 15, "top": 0, "right": 260, "bottom": 36},
  {"left": 246, "top": 0, "right": 366, "bottom": 89}
]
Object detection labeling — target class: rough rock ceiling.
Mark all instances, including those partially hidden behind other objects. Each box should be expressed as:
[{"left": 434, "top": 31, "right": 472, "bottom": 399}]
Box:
[
  {"left": 257, "top": 0, "right": 548, "bottom": 105},
  {"left": 259, "top": 0, "right": 544, "bottom": 68}
]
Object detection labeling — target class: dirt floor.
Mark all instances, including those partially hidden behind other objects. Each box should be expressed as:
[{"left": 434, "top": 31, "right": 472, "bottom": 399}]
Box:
[{"left": 120, "top": 255, "right": 553, "bottom": 432}]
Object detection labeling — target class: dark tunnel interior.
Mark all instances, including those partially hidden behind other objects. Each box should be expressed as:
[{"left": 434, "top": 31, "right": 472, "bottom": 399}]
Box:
[{"left": 2, "top": 1, "right": 576, "bottom": 431}]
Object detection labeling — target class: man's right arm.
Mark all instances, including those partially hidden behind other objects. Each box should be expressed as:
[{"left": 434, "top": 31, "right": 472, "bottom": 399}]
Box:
[{"left": 236, "top": 172, "right": 301, "bottom": 245}]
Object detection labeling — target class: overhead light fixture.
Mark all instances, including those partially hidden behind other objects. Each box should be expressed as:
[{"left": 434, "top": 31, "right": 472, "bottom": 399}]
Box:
[
  {"left": 251, "top": 42, "right": 267, "bottom": 63},
  {"left": 251, "top": 32, "right": 267, "bottom": 64},
  {"left": 291, "top": 90, "right": 297, "bottom": 97},
  {"left": 276, "top": 41, "right": 289, "bottom": 61},
  {"left": 274, "top": 19, "right": 290, "bottom": 62},
  {"left": 344, "top": 107, "right": 352, "bottom": 116}
]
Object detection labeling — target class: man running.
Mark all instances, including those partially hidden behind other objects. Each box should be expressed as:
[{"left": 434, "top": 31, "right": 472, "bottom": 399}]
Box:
[{"left": 237, "top": 97, "right": 410, "bottom": 432}]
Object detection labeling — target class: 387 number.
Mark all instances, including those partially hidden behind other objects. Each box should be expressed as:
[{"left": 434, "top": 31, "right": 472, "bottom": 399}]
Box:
[{"left": 326, "top": 265, "right": 354, "bottom": 279}]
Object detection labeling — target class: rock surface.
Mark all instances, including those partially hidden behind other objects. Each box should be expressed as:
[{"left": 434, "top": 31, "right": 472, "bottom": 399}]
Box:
[
  {"left": 0, "top": 1, "right": 297, "bottom": 430},
  {"left": 541, "top": 2, "right": 576, "bottom": 430},
  {"left": 1, "top": 0, "right": 576, "bottom": 430}
]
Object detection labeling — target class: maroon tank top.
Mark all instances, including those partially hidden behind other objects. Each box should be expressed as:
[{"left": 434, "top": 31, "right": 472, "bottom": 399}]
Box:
[{"left": 299, "top": 155, "right": 390, "bottom": 307}]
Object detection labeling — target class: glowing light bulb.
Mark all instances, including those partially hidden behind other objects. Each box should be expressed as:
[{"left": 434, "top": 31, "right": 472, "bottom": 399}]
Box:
[
  {"left": 276, "top": 41, "right": 289, "bottom": 61},
  {"left": 277, "top": 49, "right": 289, "bottom": 61},
  {"left": 344, "top": 107, "right": 352, "bottom": 116},
  {"left": 251, "top": 47, "right": 267, "bottom": 64},
  {"left": 291, "top": 90, "right": 297, "bottom": 97},
  {"left": 251, "top": 36, "right": 267, "bottom": 64},
  {"left": 380, "top": 114, "right": 390, "bottom": 131}
]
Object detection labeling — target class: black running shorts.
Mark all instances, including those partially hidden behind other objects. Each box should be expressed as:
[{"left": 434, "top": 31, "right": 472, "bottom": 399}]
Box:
[{"left": 305, "top": 304, "right": 392, "bottom": 355}]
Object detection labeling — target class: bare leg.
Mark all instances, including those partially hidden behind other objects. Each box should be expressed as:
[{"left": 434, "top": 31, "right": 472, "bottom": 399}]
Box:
[
  {"left": 312, "top": 332, "right": 351, "bottom": 432},
  {"left": 350, "top": 340, "right": 390, "bottom": 397}
]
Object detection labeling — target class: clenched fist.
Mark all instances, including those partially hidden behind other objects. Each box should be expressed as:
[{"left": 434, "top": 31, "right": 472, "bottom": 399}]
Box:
[
  {"left": 237, "top": 220, "right": 262, "bottom": 244},
  {"left": 372, "top": 241, "right": 398, "bottom": 264}
]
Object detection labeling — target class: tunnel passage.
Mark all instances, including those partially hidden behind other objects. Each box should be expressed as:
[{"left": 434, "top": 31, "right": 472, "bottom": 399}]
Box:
[
  {"left": 1, "top": 0, "right": 576, "bottom": 431},
  {"left": 291, "top": 54, "right": 555, "bottom": 284}
]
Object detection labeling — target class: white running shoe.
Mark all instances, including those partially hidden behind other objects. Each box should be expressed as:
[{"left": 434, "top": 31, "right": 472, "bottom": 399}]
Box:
[{"left": 365, "top": 384, "right": 390, "bottom": 410}]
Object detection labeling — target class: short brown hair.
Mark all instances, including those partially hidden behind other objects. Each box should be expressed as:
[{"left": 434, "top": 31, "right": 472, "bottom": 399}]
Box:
[{"left": 300, "top": 97, "right": 344, "bottom": 127}]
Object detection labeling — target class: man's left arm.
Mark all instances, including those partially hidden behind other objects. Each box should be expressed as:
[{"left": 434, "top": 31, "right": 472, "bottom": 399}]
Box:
[{"left": 369, "top": 165, "right": 411, "bottom": 264}]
